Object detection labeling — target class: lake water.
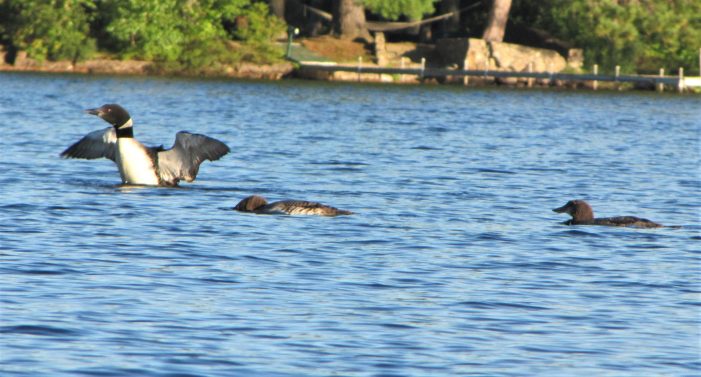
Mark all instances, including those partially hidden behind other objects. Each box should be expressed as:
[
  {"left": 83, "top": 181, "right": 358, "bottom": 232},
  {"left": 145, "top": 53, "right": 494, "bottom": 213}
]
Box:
[{"left": 1, "top": 72, "right": 699, "bottom": 376}]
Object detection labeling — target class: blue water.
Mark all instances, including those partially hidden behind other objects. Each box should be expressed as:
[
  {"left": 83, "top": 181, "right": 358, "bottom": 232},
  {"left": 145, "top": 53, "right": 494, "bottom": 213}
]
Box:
[{"left": 1, "top": 72, "right": 699, "bottom": 376}]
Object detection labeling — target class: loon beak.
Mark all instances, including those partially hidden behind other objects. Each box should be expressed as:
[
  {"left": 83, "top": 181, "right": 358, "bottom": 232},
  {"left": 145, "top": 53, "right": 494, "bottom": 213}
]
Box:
[{"left": 85, "top": 108, "right": 102, "bottom": 116}]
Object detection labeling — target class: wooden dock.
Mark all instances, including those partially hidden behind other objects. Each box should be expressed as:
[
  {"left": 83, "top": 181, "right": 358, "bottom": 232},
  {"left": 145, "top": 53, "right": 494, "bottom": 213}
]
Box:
[{"left": 298, "top": 62, "right": 701, "bottom": 92}]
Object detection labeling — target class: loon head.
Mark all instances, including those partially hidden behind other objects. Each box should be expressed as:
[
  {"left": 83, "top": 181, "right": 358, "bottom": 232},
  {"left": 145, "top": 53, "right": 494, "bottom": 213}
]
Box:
[
  {"left": 85, "top": 104, "right": 132, "bottom": 129},
  {"left": 553, "top": 199, "right": 594, "bottom": 221},
  {"left": 234, "top": 195, "right": 269, "bottom": 212}
]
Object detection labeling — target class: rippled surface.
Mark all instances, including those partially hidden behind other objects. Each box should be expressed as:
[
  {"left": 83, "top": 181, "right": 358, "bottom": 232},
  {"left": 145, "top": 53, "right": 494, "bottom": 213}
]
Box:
[{"left": 1, "top": 72, "right": 699, "bottom": 376}]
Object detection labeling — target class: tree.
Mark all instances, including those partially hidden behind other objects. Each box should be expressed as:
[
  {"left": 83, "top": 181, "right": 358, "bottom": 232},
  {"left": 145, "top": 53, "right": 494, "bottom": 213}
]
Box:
[
  {"left": 332, "top": 0, "right": 371, "bottom": 42},
  {"left": 99, "top": 0, "right": 284, "bottom": 67},
  {"left": 102, "top": 0, "right": 185, "bottom": 61},
  {"left": 268, "top": 0, "right": 285, "bottom": 20},
  {"left": 508, "top": 0, "right": 701, "bottom": 74},
  {"left": 482, "top": 0, "right": 512, "bottom": 42},
  {"left": 332, "top": 0, "right": 436, "bottom": 41},
  {"left": 0, "top": 0, "right": 96, "bottom": 62},
  {"left": 439, "top": 0, "right": 460, "bottom": 37},
  {"left": 635, "top": 0, "right": 701, "bottom": 73}
]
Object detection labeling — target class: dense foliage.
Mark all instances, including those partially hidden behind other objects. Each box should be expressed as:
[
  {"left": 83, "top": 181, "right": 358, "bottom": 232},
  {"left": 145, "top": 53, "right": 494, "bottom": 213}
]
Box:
[
  {"left": 0, "top": 0, "right": 96, "bottom": 62},
  {"left": 511, "top": 0, "right": 701, "bottom": 73},
  {"left": 363, "top": 0, "right": 437, "bottom": 21},
  {"left": 0, "top": 0, "right": 284, "bottom": 69},
  {"left": 0, "top": 0, "right": 697, "bottom": 74}
]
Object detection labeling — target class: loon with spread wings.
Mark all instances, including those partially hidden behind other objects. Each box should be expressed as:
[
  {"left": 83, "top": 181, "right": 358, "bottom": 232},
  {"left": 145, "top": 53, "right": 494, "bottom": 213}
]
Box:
[{"left": 61, "top": 104, "right": 230, "bottom": 186}]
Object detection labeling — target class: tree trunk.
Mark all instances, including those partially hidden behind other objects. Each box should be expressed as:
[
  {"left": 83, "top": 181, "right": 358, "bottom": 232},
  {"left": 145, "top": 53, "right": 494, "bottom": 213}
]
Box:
[
  {"left": 482, "top": 0, "right": 512, "bottom": 42},
  {"left": 269, "top": 0, "right": 285, "bottom": 20},
  {"left": 439, "top": 0, "right": 460, "bottom": 37},
  {"left": 333, "top": 0, "right": 371, "bottom": 42}
]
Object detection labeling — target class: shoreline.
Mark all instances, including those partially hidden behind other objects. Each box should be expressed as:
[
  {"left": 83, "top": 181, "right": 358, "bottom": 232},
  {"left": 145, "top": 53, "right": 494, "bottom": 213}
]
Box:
[
  {"left": 1, "top": 57, "right": 697, "bottom": 93},
  {"left": 0, "top": 56, "right": 295, "bottom": 80}
]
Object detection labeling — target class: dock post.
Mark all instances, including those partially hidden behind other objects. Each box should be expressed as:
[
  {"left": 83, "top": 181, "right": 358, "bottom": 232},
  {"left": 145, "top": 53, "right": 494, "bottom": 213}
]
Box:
[
  {"left": 678, "top": 67, "right": 684, "bottom": 93},
  {"left": 400, "top": 57, "right": 406, "bottom": 83},
  {"left": 420, "top": 57, "right": 426, "bottom": 81},
  {"left": 593, "top": 64, "right": 598, "bottom": 90},
  {"left": 527, "top": 62, "right": 533, "bottom": 88},
  {"left": 285, "top": 26, "right": 299, "bottom": 59},
  {"left": 357, "top": 56, "right": 362, "bottom": 82},
  {"left": 615, "top": 65, "right": 621, "bottom": 90},
  {"left": 463, "top": 58, "right": 469, "bottom": 86},
  {"left": 657, "top": 68, "right": 664, "bottom": 92}
]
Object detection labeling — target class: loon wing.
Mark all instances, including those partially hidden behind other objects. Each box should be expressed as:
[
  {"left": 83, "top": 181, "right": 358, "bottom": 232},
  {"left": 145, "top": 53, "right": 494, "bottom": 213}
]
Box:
[
  {"left": 603, "top": 216, "right": 662, "bottom": 228},
  {"left": 60, "top": 127, "right": 117, "bottom": 161},
  {"left": 157, "top": 131, "right": 230, "bottom": 183}
]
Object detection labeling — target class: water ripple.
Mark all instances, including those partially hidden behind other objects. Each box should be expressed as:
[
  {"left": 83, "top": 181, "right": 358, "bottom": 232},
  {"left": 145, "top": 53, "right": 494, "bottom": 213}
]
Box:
[
  {"left": 0, "top": 73, "right": 698, "bottom": 377},
  {"left": 1, "top": 325, "right": 82, "bottom": 337}
]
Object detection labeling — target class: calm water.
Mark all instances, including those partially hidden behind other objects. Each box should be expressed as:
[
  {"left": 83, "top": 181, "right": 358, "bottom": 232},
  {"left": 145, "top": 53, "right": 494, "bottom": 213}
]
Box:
[{"left": 1, "top": 72, "right": 699, "bottom": 376}]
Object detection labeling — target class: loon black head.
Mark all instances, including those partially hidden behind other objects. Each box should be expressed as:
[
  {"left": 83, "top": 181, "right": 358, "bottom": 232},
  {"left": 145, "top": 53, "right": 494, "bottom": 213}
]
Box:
[
  {"left": 85, "top": 104, "right": 132, "bottom": 128},
  {"left": 553, "top": 199, "right": 594, "bottom": 221}
]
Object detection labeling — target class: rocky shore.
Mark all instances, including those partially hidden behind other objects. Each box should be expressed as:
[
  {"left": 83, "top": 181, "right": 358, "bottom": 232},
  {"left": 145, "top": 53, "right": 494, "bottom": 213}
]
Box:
[{"left": 0, "top": 51, "right": 294, "bottom": 80}]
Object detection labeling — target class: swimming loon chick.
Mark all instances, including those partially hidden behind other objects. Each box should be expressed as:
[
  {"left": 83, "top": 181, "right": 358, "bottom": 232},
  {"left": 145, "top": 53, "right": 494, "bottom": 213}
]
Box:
[
  {"left": 553, "top": 200, "right": 663, "bottom": 228},
  {"left": 234, "top": 195, "right": 353, "bottom": 216},
  {"left": 61, "top": 104, "right": 230, "bottom": 186}
]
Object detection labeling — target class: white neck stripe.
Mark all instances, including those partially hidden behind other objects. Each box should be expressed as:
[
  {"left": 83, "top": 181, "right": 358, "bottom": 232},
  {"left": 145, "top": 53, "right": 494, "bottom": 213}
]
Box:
[{"left": 118, "top": 118, "right": 133, "bottom": 129}]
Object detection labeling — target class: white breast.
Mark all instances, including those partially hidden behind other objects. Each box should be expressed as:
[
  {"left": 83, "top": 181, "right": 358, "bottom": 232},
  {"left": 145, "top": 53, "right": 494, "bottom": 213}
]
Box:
[{"left": 116, "top": 139, "right": 160, "bottom": 185}]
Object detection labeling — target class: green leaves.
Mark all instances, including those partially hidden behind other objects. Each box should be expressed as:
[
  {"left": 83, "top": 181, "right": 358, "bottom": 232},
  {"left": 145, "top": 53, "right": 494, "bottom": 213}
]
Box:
[
  {"left": 513, "top": 0, "right": 701, "bottom": 74},
  {"left": 1, "top": 0, "right": 96, "bottom": 62},
  {"left": 0, "top": 0, "right": 283, "bottom": 68},
  {"left": 99, "top": 0, "right": 283, "bottom": 68},
  {"left": 363, "top": 0, "right": 437, "bottom": 21},
  {"left": 103, "top": 0, "right": 184, "bottom": 61},
  {"left": 634, "top": 0, "right": 701, "bottom": 73}
]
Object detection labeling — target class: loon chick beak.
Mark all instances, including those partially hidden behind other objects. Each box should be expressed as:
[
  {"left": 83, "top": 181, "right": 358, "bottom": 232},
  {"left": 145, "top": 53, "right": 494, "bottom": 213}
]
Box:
[{"left": 552, "top": 205, "right": 567, "bottom": 213}]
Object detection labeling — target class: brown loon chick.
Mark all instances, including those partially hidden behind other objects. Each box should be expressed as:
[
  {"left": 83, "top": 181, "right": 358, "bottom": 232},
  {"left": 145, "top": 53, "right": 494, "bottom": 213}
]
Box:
[
  {"left": 234, "top": 195, "right": 353, "bottom": 217},
  {"left": 553, "top": 199, "right": 663, "bottom": 228}
]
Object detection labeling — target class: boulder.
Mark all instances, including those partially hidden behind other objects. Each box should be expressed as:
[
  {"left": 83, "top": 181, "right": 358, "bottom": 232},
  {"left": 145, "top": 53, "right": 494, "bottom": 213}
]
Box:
[
  {"left": 437, "top": 37, "right": 571, "bottom": 73},
  {"left": 567, "top": 48, "right": 584, "bottom": 70},
  {"left": 436, "top": 38, "right": 490, "bottom": 69},
  {"left": 489, "top": 40, "right": 566, "bottom": 72}
]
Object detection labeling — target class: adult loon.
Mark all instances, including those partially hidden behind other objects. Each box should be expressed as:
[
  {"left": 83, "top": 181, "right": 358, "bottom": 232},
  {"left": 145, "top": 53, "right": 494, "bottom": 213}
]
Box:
[
  {"left": 61, "top": 104, "right": 230, "bottom": 186},
  {"left": 553, "top": 200, "right": 663, "bottom": 228},
  {"left": 234, "top": 195, "right": 353, "bottom": 216}
]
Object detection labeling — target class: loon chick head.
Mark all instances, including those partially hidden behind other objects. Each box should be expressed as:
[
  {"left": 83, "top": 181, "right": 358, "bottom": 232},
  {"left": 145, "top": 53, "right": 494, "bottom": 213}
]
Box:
[
  {"left": 234, "top": 195, "right": 269, "bottom": 212},
  {"left": 552, "top": 199, "right": 594, "bottom": 222},
  {"left": 85, "top": 104, "right": 132, "bottom": 129}
]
